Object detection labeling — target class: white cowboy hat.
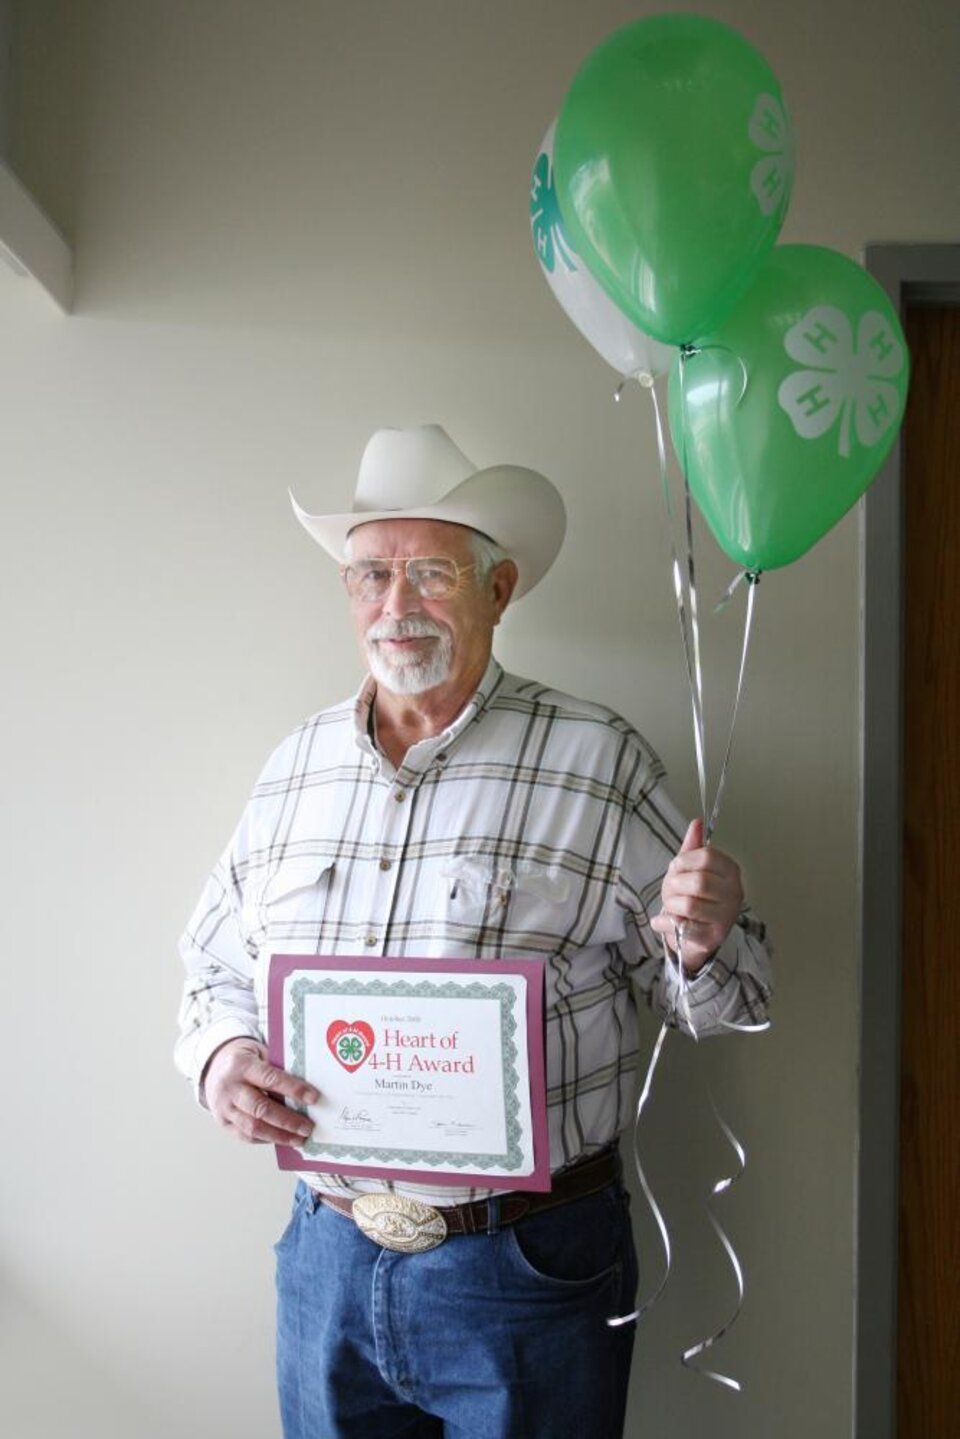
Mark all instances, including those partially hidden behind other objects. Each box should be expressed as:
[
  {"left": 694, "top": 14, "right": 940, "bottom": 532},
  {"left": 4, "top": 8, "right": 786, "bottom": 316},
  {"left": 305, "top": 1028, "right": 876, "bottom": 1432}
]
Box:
[{"left": 290, "top": 424, "right": 566, "bottom": 598}]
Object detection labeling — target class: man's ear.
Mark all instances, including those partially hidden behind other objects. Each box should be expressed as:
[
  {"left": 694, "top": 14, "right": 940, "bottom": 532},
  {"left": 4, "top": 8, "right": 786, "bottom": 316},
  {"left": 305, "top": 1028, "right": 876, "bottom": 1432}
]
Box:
[{"left": 490, "top": 559, "right": 519, "bottom": 623}]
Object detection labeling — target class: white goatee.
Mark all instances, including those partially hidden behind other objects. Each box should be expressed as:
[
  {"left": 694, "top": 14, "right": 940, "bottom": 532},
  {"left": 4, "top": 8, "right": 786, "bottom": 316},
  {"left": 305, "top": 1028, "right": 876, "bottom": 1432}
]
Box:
[{"left": 364, "top": 616, "right": 454, "bottom": 695}]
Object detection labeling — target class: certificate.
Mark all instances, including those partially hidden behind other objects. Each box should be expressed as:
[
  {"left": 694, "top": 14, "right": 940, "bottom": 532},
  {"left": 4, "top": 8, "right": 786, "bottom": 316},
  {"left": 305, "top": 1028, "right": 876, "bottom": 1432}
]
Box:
[{"left": 267, "top": 955, "right": 550, "bottom": 1190}]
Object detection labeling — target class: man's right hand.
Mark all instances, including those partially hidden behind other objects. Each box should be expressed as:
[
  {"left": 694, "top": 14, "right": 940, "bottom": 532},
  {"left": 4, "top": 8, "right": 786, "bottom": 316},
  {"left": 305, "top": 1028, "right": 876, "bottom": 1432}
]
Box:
[{"left": 203, "top": 1038, "right": 320, "bottom": 1145}]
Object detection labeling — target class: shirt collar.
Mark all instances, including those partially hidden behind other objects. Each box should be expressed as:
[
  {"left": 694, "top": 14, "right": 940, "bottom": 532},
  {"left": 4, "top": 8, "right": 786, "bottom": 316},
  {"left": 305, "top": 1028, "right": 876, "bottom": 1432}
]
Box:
[{"left": 353, "top": 657, "right": 504, "bottom": 769}]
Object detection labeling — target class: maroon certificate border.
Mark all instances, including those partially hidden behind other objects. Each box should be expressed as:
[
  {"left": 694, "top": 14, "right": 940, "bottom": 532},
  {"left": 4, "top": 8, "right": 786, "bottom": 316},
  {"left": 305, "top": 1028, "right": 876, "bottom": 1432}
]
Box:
[{"left": 267, "top": 954, "right": 550, "bottom": 1192}]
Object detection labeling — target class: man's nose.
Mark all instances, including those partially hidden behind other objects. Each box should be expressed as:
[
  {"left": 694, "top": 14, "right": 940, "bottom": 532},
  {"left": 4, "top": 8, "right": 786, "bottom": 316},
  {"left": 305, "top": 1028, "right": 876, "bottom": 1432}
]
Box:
[{"left": 381, "top": 566, "right": 421, "bottom": 616}]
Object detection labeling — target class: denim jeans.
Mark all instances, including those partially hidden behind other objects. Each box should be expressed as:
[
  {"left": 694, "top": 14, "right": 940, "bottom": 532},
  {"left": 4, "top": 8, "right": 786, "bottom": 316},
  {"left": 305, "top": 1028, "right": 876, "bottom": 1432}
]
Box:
[{"left": 275, "top": 1179, "right": 639, "bottom": 1438}]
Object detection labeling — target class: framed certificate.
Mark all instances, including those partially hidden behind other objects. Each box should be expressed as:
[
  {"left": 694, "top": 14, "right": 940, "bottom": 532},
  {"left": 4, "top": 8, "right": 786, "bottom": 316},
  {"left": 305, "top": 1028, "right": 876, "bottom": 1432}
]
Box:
[{"left": 267, "top": 955, "right": 550, "bottom": 1191}]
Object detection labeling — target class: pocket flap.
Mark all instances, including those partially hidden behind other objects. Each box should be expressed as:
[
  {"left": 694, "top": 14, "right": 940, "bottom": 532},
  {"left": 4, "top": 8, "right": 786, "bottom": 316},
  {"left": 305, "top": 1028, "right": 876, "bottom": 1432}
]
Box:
[
  {"left": 262, "top": 859, "right": 334, "bottom": 905},
  {"left": 440, "top": 857, "right": 571, "bottom": 905}
]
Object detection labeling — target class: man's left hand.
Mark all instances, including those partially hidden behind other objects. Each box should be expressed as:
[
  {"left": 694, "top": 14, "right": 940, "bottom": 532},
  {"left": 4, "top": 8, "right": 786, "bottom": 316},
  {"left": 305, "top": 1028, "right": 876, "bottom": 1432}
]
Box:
[{"left": 652, "top": 819, "right": 744, "bottom": 973}]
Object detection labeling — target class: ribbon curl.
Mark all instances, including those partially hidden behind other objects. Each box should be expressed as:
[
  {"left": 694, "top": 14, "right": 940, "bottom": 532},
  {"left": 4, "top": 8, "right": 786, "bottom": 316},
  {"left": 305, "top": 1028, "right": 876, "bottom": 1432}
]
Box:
[{"left": 606, "top": 370, "right": 769, "bottom": 1392}]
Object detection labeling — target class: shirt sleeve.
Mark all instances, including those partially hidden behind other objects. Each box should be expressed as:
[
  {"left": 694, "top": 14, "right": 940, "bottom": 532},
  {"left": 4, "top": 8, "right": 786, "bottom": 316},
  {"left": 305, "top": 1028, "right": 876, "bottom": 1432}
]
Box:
[
  {"left": 617, "top": 775, "right": 773, "bottom": 1037},
  {"left": 175, "top": 832, "right": 263, "bottom": 1101}
]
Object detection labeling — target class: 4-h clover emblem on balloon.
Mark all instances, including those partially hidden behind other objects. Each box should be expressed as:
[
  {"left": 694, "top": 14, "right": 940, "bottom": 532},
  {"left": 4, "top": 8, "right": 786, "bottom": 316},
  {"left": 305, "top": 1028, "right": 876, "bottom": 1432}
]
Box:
[
  {"left": 748, "top": 94, "right": 794, "bottom": 219},
  {"left": 776, "top": 305, "right": 906, "bottom": 458},
  {"left": 530, "top": 135, "right": 577, "bottom": 277},
  {"left": 530, "top": 122, "right": 675, "bottom": 379},
  {"left": 668, "top": 245, "right": 910, "bottom": 571}
]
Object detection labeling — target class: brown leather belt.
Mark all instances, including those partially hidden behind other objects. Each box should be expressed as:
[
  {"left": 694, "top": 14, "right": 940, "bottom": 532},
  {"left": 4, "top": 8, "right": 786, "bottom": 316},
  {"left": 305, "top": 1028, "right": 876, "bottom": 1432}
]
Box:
[{"left": 316, "top": 1147, "right": 620, "bottom": 1252}]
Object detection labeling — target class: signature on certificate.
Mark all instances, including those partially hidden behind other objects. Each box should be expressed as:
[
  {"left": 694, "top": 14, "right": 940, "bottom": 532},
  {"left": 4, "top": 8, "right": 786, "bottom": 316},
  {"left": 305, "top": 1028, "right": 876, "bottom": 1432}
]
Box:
[{"left": 337, "top": 1106, "right": 379, "bottom": 1131}]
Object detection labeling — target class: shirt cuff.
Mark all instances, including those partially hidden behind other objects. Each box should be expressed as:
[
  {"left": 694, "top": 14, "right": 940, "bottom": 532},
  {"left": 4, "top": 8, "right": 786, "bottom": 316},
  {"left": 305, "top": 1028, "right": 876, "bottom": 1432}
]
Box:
[{"left": 660, "top": 926, "right": 744, "bottom": 1031}]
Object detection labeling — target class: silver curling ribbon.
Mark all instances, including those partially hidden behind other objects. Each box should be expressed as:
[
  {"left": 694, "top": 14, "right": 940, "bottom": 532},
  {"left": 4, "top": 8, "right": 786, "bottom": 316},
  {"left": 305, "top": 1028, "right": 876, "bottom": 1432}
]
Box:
[
  {"left": 680, "top": 1090, "right": 749, "bottom": 1391},
  {"left": 606, "top": 1019, "right": 673, "bottom": 1330},
  {"left": 676, "top": 929, "right": 770, "bottom": 1393},
  {"left": 609, "top": 370, "right": 769, "bottom": 1391}
]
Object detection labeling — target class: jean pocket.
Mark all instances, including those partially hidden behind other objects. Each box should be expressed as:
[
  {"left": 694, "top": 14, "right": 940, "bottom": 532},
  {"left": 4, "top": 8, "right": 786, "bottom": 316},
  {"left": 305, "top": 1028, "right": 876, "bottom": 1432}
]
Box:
[
  {"left": 504, "top": 1188, "right": 627, "bottom": 1291},
  {"left": 273, "top": 1182, "right": 313, "bottom": 1256}
]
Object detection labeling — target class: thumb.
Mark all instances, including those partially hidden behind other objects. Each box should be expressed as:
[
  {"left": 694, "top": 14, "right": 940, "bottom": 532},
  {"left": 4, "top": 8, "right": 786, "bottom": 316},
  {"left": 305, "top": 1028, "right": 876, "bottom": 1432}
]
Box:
[{"left": 679, "top": 818, "right": 704, "bottom": 854}]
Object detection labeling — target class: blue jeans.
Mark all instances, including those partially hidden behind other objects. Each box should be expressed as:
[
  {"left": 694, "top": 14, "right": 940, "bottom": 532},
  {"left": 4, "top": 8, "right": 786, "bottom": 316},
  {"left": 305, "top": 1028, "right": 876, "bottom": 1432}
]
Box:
[{"left": 275, "top": 1179, "right": 638, "bottom": 1438}]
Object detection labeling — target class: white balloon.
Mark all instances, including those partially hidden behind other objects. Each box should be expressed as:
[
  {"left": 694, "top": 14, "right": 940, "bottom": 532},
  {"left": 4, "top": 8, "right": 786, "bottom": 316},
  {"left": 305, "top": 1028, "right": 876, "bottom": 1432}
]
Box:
[{"left": 530, "top": 121, "right": 676, "bottom": 379}]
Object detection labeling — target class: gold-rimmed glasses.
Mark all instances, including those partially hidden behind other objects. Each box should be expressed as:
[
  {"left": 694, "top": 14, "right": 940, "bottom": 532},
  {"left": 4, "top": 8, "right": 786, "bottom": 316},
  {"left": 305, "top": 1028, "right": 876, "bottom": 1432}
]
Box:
[{"left": 340, "top": 556, "right": 477, "bottom": 604}]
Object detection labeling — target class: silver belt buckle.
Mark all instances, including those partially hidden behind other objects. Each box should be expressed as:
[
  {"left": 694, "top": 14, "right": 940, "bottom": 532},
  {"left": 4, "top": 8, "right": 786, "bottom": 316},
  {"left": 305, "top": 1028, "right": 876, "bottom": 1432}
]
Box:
[{"left": 352, "top": 1192, "right": 448, "bottom": 1253}]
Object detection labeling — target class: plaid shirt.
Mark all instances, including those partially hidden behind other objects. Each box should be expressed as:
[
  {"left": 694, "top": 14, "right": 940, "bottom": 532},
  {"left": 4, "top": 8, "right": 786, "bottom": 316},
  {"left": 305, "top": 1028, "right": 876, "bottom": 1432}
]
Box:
[{"left": 177, "top": 660, "right": 771, "bottom": 1205}]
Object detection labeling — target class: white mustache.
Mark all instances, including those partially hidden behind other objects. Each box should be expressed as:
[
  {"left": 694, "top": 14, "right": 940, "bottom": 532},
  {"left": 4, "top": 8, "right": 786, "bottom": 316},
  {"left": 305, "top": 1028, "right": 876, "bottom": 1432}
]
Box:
[{"left": 366, "top": 617, "right": 446, "bottom": 642}]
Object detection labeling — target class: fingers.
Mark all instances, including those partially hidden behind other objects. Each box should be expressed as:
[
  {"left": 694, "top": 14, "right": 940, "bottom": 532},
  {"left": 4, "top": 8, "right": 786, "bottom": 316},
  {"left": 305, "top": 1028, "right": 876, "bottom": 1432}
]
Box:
[
  {"left": 651, "top": 912, "right": 715, "bottom": 943},
  {"left": 229, "top": 1083, "right": 316, "bottom": 1146},
  {"left": 205, "top": 1039, "right": 320, "bottom": 1146},
  {"left": 662, "top": 842, "right": 744, "bottom": 911},
  {"left": 238, "top": 1052, "right": 320, "bottom": 1107},
  {"left": 656, "top": 832, "right": 745, "bottom": 971},
  {"left": 661, "top": 869, "right": 738, "bottom": 909},
  {"left": 667, "top": 842, "right": 740, "bottom": 884},
  {"left": 664, "top": 851, "right": 748, "bottom": 909}
]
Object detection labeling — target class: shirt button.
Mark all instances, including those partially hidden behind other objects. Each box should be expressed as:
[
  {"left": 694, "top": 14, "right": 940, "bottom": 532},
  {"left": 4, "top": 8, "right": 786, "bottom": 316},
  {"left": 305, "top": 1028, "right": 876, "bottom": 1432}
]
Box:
[
  {"left": 394, "top": 790, "right": 406, "bottom": 803},
  {"left": 364, "top": 933, "right": 378, "bottom": 947},
  {"left": 379, "top": 858, "right": 392, "bottom": 871}
]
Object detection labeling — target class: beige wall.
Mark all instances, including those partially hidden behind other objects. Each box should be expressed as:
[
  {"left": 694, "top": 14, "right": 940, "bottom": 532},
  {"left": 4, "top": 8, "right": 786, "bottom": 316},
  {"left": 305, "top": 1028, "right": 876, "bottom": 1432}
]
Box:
[{"left": 2, "top": 2, "right": 957, "bottom": 1435}]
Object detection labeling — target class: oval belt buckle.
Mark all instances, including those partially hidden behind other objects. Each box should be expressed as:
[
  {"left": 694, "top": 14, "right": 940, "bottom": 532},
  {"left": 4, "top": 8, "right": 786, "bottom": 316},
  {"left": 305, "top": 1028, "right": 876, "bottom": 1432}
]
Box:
[{"left": 352, "top": 1193, "right": 448, "bottom": 1253}]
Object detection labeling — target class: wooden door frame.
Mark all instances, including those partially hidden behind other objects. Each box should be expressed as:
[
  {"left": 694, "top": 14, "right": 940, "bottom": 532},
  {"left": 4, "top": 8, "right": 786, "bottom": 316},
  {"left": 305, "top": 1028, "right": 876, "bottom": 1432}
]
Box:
[{"left": 857, "top": 243, "right": 960, "bottom": 1439}]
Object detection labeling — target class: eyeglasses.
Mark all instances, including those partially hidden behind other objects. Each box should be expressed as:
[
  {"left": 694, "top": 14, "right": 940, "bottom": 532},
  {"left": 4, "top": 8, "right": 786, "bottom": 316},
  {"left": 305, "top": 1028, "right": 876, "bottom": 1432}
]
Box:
[{"left": 340, "top": 556, "right": 477, "bottom": 604}]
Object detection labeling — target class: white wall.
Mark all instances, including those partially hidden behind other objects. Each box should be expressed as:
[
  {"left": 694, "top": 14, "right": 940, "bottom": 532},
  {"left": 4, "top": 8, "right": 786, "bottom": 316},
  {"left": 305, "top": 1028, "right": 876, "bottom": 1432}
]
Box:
[{"left": 2, "top": 2, "right": 957, "bottom": 1436}]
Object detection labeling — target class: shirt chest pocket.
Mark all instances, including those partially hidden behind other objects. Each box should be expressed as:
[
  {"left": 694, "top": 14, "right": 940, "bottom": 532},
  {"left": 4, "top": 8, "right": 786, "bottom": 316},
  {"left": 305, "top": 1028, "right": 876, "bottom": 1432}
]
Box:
[
  {"left": 246, "top": 859, "right": 336, "bottom": 951},
  {"left": 440, "top": 856, "right": 579, "bottom": 948}
]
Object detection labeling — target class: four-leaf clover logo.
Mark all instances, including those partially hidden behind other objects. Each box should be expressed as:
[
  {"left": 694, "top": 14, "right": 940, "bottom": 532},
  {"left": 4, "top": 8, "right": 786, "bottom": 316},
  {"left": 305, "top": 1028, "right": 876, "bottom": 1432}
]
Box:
[
  {"left": 777, "top": 305, "right": 906, "bottom": 458},
  {"left": 530, "top": 149, "right": 578, "bottom": 276},
  {"left": 337, "top": 1034, "right": 365, "bottom": 1064},
  {"left": 327, "top": 1019, "right": 375, "bottom": 1071},
  {"left": 748, "top": 93, "right": 794, "bottom": 218}
]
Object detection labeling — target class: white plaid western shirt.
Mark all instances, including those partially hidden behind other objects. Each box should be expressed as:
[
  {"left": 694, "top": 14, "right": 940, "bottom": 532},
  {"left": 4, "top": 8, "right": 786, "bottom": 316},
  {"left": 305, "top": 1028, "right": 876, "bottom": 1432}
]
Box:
[{"left": 177, "top": 660, "right": 771, "bottom": 1205}]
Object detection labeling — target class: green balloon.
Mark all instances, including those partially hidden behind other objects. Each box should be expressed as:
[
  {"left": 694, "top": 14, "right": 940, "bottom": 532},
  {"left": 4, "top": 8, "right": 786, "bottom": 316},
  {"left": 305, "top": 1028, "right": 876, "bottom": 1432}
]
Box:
[
  {"left": 554, "top": 15, "right": 793, "bottom": 344},
  {"left": 668, "top": 245, "right": 910, "bottom": 570}
]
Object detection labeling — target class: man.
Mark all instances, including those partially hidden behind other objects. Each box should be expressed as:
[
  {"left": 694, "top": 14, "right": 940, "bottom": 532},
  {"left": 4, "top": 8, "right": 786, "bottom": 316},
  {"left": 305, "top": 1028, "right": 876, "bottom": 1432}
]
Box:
[{"left": 177, "top": 423, "right": 771, "bottom": 1439}]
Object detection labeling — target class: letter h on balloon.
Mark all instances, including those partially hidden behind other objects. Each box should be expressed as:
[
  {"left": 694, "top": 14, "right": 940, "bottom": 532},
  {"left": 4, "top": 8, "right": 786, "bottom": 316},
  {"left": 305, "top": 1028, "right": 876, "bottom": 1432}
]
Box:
[
  {"left": 869, "top": 328, "right": 895, "bottom": 364},
  {"left": 801, "top": 319, "right": 840, "bottom": 355},
  {"left": 794, "top": 383, "right": 832, "bottom": 419}
]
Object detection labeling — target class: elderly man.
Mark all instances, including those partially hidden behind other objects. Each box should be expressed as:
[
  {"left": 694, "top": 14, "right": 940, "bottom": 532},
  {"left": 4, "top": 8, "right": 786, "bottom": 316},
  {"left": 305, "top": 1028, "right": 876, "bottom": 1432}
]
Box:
[{"left": 177, "top": 424, "right": 771, "bottom": 1439}]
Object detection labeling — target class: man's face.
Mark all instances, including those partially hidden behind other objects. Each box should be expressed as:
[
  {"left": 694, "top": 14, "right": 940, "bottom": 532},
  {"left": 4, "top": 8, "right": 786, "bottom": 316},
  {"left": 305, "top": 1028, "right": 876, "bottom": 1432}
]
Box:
[{"left": 344, "top": 519, "right": 513, "bottom": 700}]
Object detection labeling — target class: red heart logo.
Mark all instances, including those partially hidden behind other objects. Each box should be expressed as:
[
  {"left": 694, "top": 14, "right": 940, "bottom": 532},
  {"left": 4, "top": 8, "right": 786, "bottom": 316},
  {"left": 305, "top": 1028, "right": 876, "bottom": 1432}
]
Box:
[{"left": 326, "top": 1020, "right": 375, "bottom": 1071}]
